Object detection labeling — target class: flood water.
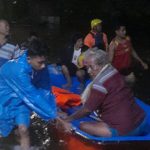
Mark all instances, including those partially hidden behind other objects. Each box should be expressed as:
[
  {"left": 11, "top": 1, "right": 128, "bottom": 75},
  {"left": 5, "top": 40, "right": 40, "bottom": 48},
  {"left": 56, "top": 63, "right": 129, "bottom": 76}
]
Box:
[{"left": 1, "top": 23, "right": 150, "bottom": 150}]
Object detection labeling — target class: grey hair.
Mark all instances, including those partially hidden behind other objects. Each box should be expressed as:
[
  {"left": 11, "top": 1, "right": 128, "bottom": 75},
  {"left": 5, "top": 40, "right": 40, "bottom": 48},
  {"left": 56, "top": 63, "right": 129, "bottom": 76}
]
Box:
[{"left": 84, "top": 49, "right": 109, "bottom": 66}]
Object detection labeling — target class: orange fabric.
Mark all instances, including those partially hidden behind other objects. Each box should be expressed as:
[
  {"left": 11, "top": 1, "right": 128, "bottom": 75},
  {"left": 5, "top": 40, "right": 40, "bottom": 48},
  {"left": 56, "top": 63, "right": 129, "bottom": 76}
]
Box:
[
  {"left": 52, "top": 86, "right": 81, "bottom": 109},
  {"left": 84, "top": 32, "right": 95, "bottom": 48},
  {"left": 84, "top": 31, "right": 108, "bottom": 49}
]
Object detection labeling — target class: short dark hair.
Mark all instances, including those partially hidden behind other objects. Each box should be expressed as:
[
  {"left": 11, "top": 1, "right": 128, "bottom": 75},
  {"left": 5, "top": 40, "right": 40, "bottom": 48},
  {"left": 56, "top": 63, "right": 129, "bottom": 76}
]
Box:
[{"left": 27, "top": 39, "right": 48, "bottom": 57}]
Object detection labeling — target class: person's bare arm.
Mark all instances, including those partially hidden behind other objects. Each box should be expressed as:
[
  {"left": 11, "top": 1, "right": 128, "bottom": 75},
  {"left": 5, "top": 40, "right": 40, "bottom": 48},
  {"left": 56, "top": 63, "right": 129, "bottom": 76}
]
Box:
[
  {"left": 61, "top": 65, "right": 72, "bottom": 89},
  {"left": 131, "top": 47, "right": 148, "bottom": 70},
  {"left": 108, "top": 41, "right": 116, "bottom": 63},
  {"left": 65, "top": 106, "right": 91, "bottom": 122},
  {"left": 54, "top": 107, "right": 91, "bottom": 133}
]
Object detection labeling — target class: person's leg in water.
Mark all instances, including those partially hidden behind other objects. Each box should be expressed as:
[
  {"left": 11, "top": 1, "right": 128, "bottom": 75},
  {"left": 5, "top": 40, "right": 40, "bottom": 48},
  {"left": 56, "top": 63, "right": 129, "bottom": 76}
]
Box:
[
  {"left": 80, "top": 121, "right": 118, "bottom": 137},
  {"left": 15, "top": 108, "right": 31, "bottom": 150},
  {"left": 18, "top": 125, "right": 30, "bottom": 150}
]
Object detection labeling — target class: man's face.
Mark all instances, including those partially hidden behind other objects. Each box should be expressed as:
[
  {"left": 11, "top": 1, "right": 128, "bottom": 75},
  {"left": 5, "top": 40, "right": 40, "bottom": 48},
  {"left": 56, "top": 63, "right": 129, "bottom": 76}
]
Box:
[
  {"left": 116, "top": 26, "right": 126, "bottom": 38},
  {"left": 28, "top": 56, "right": 46, "bottom": 70},
  {"left": 0, "top": 21, "right": 10, "bottom": 36},
  {"left": 94, "top": 23, "right": 102, "bottom": 33},
  {"left": 84, "top": 56, "right": 102, "bottom": 79}
]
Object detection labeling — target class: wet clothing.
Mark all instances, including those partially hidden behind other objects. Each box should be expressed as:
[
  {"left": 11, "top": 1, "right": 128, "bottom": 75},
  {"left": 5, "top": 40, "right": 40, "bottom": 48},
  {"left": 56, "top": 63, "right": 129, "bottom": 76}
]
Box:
[
  {"left": 84, "top": 31, "right": 108, "bottom": 50},
  {"left": 110, "top": 37, "right": 133, "bottom": 75},
  {"left": 72, "top": 48, "right": 81, "bottom": 66},
  {"left": 0, "top": 53, "right": 57, "bottom": 137},
  {"left": 84, "top": 64, "right": 145, "bottom": 136}
]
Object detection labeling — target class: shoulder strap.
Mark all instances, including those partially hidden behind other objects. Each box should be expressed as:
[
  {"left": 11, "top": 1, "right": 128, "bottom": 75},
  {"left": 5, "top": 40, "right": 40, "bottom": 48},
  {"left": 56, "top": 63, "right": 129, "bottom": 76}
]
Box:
[{"left": 89, "top": 31, "right": 95, "bottom": 38}]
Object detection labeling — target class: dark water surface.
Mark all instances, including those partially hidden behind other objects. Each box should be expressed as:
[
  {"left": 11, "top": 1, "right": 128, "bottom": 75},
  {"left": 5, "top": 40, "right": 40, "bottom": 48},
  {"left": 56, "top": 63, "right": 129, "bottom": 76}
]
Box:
[{"left": 1, "top": 24, "right": 150, "bottom": 150}]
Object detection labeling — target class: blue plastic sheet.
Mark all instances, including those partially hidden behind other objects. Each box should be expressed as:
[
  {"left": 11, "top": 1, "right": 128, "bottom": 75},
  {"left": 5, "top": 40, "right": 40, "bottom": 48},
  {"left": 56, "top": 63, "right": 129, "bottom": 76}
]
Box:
[{"left": 0, "top": 53, "right": 57, "bottom": 137}]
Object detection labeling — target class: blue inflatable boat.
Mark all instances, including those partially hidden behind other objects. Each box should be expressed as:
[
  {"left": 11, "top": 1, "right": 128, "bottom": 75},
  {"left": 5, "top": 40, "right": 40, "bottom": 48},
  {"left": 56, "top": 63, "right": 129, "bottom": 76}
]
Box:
[
  {"left": 48, "top": 65, "right": 150, "bottom": 142},
  {"left": 66, "top": 98, "right": 150, "bottom": 142}
]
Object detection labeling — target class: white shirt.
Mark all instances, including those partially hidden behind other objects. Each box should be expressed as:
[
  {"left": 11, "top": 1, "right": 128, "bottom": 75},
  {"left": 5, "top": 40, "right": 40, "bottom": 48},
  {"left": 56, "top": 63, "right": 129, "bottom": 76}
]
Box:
[{"left": 72, "top": 48, "right": 81, "bottom": 66}]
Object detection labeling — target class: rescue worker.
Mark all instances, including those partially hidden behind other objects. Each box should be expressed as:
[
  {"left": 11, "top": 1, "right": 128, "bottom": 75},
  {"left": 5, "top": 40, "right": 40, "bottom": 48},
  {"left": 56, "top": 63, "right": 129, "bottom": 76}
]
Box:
[
  {"left": 0, "top": 39, "right": 68, "bottom": 150},
  {"left": 108, "top": 23, "right": 148, "bottom": 85},
  {"left": 84, "top": 18, "right": 108, "bottom": 51}
]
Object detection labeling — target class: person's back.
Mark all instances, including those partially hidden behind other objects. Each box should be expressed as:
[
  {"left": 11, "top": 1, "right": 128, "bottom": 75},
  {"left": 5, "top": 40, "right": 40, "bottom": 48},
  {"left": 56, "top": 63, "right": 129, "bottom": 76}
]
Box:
[
  {"left": 0, "top": 43, "right": 17, "bottom": 65},
  {"left": 0, "top": 39, "right": 57, "bottom": 149}
]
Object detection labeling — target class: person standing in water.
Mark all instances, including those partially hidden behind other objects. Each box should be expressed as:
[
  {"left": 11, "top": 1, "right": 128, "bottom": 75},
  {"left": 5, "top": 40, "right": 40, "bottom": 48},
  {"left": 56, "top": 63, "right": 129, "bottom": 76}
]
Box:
[
  {"left": 0, "top": 39, "right": 68, "bottom": 150},
  {"left": 108, "top": 23, "right": 148, "bottom": 85},
  {"left": 84, "top": 18, "right": 108, "bottom": 51}
]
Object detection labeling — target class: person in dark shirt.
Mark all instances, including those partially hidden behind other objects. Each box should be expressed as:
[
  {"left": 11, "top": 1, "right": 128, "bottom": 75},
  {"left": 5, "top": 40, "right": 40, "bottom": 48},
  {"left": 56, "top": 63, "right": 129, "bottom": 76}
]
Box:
[
  {"left": 61, "top": 33, "right": 88, "bottom": 92},
  {"left": 0, "top": 39, "right": 68, "bottom": 149}
]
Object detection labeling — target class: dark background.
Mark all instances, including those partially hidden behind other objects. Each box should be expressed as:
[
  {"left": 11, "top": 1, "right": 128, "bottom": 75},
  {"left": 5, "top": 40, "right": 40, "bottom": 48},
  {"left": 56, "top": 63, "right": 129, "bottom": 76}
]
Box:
[
  {"left": 0, "top": 0, "right": 150, "bottom": 54},
  {"left": 0, "top": 0, "right": 149, "bottom": 99}
]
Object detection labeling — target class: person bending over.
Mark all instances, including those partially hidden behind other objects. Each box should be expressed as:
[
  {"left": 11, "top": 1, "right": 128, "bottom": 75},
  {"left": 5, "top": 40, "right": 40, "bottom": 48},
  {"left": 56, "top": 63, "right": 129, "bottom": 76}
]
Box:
[{"left": 0, "top": 39, "right": 67, "bottom": 149}]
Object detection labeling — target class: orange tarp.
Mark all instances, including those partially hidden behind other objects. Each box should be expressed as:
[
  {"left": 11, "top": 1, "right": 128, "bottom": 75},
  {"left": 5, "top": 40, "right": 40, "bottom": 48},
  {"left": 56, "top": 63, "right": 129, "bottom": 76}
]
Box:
[{"left": 52, "top": 86, "right": 81, "bottom": 109}]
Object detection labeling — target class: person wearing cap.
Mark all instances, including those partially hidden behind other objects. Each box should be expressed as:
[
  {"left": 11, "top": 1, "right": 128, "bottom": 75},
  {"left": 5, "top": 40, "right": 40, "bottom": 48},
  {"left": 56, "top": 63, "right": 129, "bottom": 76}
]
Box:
[{"left": 84, "top": 18, "right": 108, "bottom": 51}]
